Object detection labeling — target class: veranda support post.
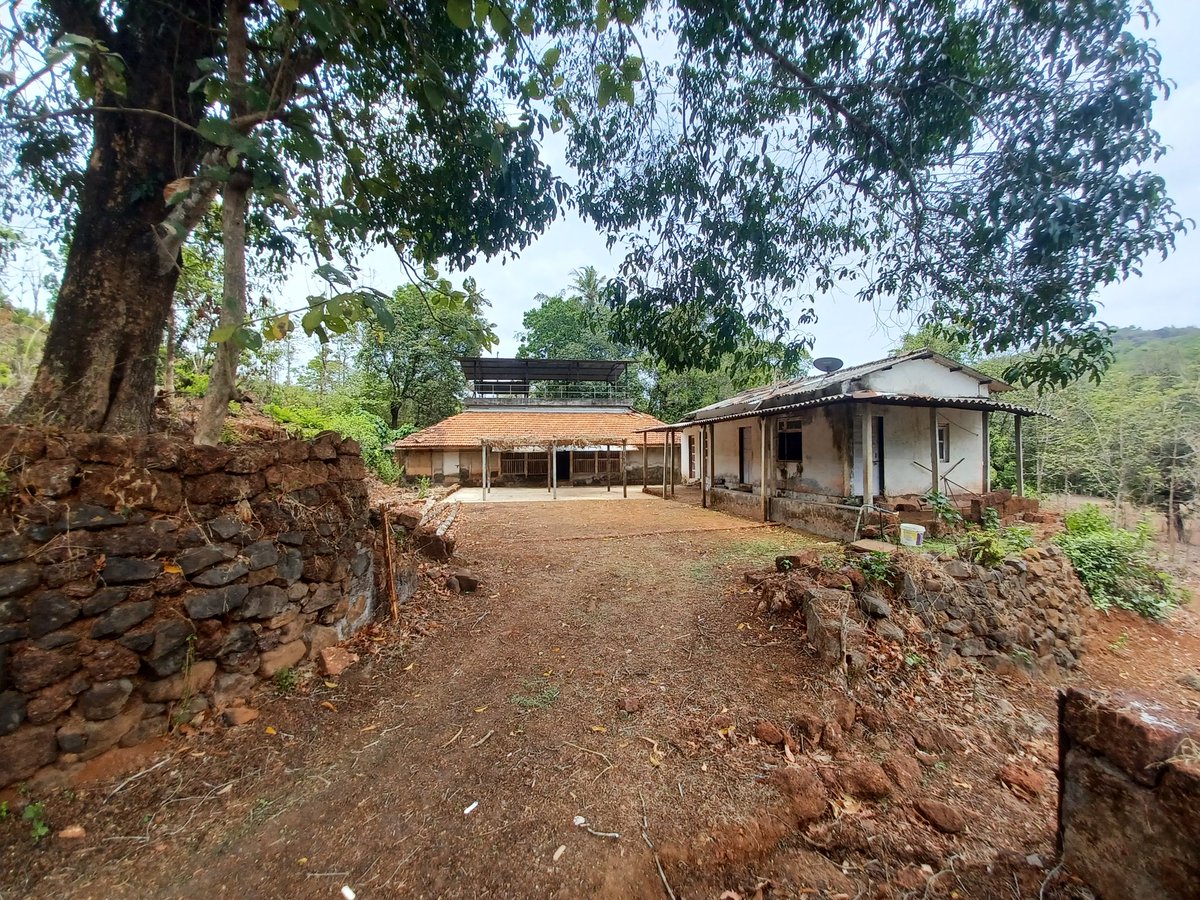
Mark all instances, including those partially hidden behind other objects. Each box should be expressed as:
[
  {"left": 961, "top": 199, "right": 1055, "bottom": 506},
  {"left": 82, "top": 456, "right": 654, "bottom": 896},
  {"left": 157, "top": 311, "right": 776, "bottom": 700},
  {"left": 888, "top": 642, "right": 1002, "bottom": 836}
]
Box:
[
  {"left": 700, "top": 426, "right": 707, "bottom": 509},
  {"left": 622, "top": 440, "right": 628, "bottom": 498},
  {"left": 1015, "top": 414, "right": 1025, "bottom": 498},
  {"left": 861, "top": 408, "right": 873, "bottom": 505},
  {"left": 642, "top": 432, "right": 648, "bottom": 491},
  {"left": 759, "top": 417, "right": 768, "bottom": 522},
  {"left": 929, "top": 407, "right": 940, "bottom": 495},
  {"left": 669, "top": 431, "right": 676, "bottom": 497},
  {"left": 606, "top": 445, "right": 611, "bottom": 492},
  {"left": 982, "top": 411, "right": 991, "bottom": 494},
  {"left": 661, "top": 433, "right": 668, "bottom": 499},
  {"left": 481, "top": 443, "right": 488, "bottom": 500}
]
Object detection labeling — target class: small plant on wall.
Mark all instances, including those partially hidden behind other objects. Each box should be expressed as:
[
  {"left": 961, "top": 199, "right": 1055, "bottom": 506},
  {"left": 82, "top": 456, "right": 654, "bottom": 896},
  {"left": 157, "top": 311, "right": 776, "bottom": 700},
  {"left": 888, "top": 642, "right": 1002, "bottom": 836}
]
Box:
[{"left": 922, "top": 490, "right": 963, "bottom": 530}]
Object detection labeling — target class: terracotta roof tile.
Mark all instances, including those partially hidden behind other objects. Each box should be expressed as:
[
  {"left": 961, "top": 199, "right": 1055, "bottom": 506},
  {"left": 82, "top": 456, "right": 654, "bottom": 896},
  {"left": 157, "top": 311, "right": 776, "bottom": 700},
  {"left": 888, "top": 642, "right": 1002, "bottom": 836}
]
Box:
[{"left": 395, "top": 409, "right": 671, "bottom": 449}]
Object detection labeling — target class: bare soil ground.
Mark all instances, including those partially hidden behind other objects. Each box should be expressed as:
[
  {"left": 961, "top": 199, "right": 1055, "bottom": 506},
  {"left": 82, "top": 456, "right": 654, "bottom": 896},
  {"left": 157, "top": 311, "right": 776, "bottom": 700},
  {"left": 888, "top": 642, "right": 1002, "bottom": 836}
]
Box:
[{"left": 1, "top": 497, "right": 1197, "bottom": 899}]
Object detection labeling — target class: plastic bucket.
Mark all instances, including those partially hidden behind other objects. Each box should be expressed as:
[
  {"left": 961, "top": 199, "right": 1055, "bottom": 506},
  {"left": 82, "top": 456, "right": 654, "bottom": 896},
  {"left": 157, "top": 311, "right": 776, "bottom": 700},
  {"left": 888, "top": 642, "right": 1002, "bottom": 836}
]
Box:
[{"left": 899, "top": 523, "right": 926, "bottom": 547}]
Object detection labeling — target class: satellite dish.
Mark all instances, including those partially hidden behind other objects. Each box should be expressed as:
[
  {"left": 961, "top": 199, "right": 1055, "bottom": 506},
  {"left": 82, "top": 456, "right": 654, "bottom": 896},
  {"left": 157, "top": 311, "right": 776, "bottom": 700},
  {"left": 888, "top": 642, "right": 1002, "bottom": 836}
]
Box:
[{"left": 813, "top": 357, "right": 844, "bottom": 374}]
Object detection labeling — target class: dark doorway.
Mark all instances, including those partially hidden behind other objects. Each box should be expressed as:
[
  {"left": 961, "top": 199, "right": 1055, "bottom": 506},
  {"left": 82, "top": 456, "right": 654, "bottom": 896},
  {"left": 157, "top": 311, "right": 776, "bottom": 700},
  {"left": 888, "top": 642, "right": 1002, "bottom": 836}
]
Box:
[
  {"left": 872, "top": 415, "right": 885, "bottom": 496},
  {"left": 688, "top": 437, "right": 697, "bottom": 479},
  {"left": 738, "top": 426, "right": 750, "bottom": 484},
  {"left": 555, "top": 449, "right": 571, "bottom": 482}
]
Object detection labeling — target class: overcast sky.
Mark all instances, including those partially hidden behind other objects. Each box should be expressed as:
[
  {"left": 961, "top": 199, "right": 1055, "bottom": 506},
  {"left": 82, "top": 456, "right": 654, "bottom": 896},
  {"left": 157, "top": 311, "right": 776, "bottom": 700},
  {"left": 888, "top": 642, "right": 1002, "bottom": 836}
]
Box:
[{"left": 291, "top": 0, "right": 1196, "bottom": 367}]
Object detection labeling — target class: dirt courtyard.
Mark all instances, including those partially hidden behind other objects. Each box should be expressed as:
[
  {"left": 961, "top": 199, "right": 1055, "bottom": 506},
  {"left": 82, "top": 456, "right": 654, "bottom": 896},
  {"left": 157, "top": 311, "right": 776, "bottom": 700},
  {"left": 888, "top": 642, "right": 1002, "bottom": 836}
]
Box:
[{"left": 2, "top": 497, "right": 1198, "bottom": 898}]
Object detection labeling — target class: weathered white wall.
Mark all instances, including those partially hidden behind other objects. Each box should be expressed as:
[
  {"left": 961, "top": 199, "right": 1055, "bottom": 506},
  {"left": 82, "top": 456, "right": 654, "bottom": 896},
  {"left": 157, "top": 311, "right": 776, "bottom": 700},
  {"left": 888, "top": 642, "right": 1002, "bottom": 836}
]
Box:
[
  {"left": 847, "top": 405, "right": 986, "bottom": 496},
  {"left": 709, "top": 419, "right": 761, "bottom": 486},
  {"left": 768, "top": 405, "right": 850, "bottom": 497},
  {"left": 862, "top": 357, "right": 989, "bottom": 398}
]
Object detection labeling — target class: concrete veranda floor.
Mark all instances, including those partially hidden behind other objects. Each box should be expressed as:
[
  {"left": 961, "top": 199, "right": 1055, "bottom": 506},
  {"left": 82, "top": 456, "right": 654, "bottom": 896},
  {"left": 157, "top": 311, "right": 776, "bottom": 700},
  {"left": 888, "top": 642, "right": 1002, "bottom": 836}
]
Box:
[{"left": 458, "top": 484, "right": 654, "bottom": 503}]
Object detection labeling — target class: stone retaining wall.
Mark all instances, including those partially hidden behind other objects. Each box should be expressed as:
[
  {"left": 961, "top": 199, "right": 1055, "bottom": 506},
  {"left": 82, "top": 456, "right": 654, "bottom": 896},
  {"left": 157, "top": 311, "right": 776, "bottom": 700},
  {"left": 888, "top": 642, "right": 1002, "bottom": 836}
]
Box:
[
  {"left": 899, "top": 546, "right": 1089, "bottom": 673},
  {"left": 752, "top": 544, "right": 1090, "bottom": 675},
  {"left": 1059, "top": 687, "right": 1200, "bottom": 899},
  {"left": 0, "top": 426, "right": 376, "bottom": 789}
]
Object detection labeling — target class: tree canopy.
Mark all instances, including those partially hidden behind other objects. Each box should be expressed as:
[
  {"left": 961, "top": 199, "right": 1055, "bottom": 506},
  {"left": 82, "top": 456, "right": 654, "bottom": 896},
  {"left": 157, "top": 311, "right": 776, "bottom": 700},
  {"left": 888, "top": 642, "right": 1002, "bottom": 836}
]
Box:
[
  {"left": 356, "top": 285, "right": 496, "bottom": 429},
  {"left": 0, "top": 0, "right": 1185, "bottom": 432}
]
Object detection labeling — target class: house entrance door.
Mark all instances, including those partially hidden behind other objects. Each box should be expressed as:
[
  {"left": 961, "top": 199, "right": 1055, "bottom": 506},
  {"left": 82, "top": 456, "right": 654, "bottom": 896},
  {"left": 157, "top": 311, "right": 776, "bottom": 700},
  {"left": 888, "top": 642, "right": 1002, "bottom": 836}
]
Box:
[
  {"left": 688, "top": 437, "right": 696, "bottom": 479},
  {"left": 556, "top": 450, "right": 571, "bottom": 482},
  {"left": 738, "top": 426, "right": 750, "bottom": 484},
  {"left": 872, "top": 416, "right": 885, "bottom": 495}
]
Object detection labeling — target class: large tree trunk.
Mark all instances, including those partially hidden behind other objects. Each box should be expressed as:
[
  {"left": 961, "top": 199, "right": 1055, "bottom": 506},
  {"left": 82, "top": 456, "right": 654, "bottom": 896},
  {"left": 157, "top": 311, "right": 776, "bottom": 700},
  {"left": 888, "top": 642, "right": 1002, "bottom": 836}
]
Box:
[{"left": 10, "top": 3, "right": 217, "bottom": 433}]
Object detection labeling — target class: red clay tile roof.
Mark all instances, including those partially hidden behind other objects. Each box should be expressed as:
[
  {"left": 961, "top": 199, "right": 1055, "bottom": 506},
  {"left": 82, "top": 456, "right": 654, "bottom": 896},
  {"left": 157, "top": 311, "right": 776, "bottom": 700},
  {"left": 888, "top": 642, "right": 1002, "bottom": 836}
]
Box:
[{"left": 394, "top": 409, "right": 671, "bottom": 449}]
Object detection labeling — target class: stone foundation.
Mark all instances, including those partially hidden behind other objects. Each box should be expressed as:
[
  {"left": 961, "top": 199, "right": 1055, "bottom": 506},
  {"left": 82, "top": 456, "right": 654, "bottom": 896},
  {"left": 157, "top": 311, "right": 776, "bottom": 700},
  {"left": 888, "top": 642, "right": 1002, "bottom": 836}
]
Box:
[
  {"left": 0, "top": 426, "right": 376, "bottom": 789},
  {"left": 1059, "top": 688, "right": 1200, "bottom": 899}
]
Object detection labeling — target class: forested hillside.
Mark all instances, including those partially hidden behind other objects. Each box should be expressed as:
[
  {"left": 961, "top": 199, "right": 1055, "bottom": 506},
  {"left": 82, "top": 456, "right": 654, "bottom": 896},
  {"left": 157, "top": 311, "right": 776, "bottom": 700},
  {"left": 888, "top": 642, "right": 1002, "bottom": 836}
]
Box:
[{"left": 987, "top": 327, "right": 1200, "bottom": 531}]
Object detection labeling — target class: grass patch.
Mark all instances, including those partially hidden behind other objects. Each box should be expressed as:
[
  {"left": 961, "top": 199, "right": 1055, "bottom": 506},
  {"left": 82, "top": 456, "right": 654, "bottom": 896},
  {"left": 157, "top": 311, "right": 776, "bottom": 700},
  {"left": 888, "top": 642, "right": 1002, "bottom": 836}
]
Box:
[
  {"left": 686, "top": 533, "right": 830, "bottom": 581},
  {"left": 511, "top": 678, "right": 560, "bottom": 710}
]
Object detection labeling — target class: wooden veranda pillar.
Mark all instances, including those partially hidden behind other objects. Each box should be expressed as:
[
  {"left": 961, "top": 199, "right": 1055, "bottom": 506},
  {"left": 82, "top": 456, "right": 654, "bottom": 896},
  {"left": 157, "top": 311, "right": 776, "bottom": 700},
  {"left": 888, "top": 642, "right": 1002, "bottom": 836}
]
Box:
[
  {"left": 707, "top": 423, "right": 715, "bottom": 498},
  {"left": 642, "top": 433, "right": 648, "bottom": 491},
  {"left": 982, "top": 411, "right": 991, "bottom": 494},
  {"left": 661, "top": 432, "right": 668, "bottom": 499},
  {"left": 670, "top": 432, "right": 676, "bottom": 497},
  {"left": 861, "top": 408, "right": 874, "bottom": 505},
  {"left": 606, "top": 445, "right": 612, "bottom": 492},
  {"left": 759, "top": 417, "right": 769, "bottom": 522},
  {"left": 1014, "top": 414, "right": 1025, "bottom": 498},
  {"left": 480, "top": 443, "right": 486, "bottom": 500},
  {"left": 929, "top": 407, "right": 940, "bottom": 495},
  {"left": 622, "top": 440, "right": 628, "bottom": 498}
]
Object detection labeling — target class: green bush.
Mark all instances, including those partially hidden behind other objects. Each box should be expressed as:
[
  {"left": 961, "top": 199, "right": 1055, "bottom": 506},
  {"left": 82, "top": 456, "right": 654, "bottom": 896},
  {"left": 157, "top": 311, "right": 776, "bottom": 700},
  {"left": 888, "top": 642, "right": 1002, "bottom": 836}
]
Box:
[
  {"left": 853, "top": 551, "right": 894, "bottom": 587},
  {"left": 264, "top": 403, "right": 406, "bottom": 483},
  {"left": 1055, "top": 515, "right": 1177, "bottom": 618},
  {"left": 922, "top": 489, "right": 963, "bottom": 528},
  {"left": 172, "top": 360, "right": 210, "bottom": 397},
  {"left": 1064, "top": 503, "right": 1112, "bottom": 536},
  {"left": 955, "top": 524, "right": 1035, "bottom": 567}
]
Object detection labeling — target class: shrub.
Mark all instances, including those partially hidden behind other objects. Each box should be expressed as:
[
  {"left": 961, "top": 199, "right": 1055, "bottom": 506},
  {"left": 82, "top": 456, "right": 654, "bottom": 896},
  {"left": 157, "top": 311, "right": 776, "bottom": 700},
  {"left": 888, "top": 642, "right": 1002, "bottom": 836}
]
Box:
[
  {"left": 955, "top": 525, "right": 1035, "bottom": 567},
  {"left": 853, "top": 551, "right": 894, "bottom": 587},
  {"left": 1056, "top": 522, "right": 1178, "bottom": 618},
  {"left": 1064, "top": 503, "right": 1112, "bottom": 536},
  {"left": 922, "top": 489, "right": 963, "bottom": 528}
]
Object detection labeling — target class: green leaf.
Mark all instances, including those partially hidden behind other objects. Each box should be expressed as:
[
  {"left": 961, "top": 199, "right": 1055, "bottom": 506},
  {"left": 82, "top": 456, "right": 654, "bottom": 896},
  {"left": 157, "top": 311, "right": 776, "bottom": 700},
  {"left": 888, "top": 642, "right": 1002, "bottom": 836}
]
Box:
[
  {"left": 516, "top": 6, "right": 535, "bottom": 36},
  {"left": 488, "top": 3, "right": 510, "bottom": 38},
  {"left": 424, "top": 80, "right": 447, "bottom": 111},
  {"left": 235, "top": 327, "right": 263, "bottom": 351},
  {"left": 542, "top": 46, "right": 560, "bottom": 72},
  {"left": 301, "top": 307, "right": 324, "bottom": 335},
  {"left": 597, "top": 73, "right": 617, "bottom": 109},
  {"left": 197, "top": 117, "right": 241, "bottom": 147},
  {"left": 211, "top": 324, "right": 239, "bottom": 343},
  {"left": 447, "top": 0, "right": 473, "bottom": 29},
  {"left": 276, "top": 0, "right": 299, "bottom": 9}
]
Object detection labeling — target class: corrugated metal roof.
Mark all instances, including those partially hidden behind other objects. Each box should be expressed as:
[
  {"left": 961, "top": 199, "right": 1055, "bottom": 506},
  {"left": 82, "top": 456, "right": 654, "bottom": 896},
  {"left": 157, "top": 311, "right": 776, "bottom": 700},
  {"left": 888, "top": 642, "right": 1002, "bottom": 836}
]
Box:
[
  {"left": 683, "top": 348, "right": 1012, "bottom": 423},
  {"left": 394, "top": 409, "right": 671, "bottom": 449},
  {"left": 637, "top": 392, "right": 1046, "bottom": 431},
  {"left": 458, "top": 357, "right": 632, "bottom": 383}
]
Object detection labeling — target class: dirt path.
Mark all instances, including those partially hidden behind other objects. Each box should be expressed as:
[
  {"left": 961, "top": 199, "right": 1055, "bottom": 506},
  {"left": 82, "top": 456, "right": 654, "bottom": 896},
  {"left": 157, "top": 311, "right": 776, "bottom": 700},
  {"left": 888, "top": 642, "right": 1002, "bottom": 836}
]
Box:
[
  {"left": 4, "top": 498, "right": 1197, "bottom": 899},
  {"left": 1, "top": 499, "right": 831, "bottom": 899}
]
